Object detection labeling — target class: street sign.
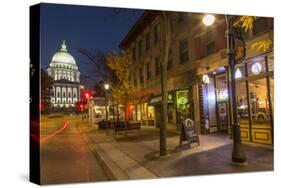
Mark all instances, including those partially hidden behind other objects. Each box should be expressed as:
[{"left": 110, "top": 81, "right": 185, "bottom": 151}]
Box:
[{"left": 179, "top": 119, "right": 200, "bottom": 148}]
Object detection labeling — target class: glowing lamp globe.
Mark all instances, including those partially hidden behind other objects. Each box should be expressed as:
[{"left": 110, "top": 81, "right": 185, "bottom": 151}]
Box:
[{"left": 202, "top": 14, "right": 215, "bottom": 26}]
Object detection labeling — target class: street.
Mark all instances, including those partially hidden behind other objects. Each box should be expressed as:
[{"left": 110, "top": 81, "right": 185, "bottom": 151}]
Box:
[{"left": 40, "top": 116, "right": 108, "bottom": 185}]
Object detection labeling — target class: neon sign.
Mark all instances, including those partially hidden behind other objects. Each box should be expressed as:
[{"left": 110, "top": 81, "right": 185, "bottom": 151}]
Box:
[{"left": 178, "top": 97, "right": 188, "bottom": 105}]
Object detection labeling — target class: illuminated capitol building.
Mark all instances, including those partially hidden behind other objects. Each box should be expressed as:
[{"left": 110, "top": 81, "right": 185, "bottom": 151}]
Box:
[{"left": 47, "top": 40, "right": 81, "bottom": 108}]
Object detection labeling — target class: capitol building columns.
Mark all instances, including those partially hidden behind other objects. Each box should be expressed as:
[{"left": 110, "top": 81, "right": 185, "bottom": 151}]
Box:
[{"left": 47, "top": 40, "right": 81, "bottom": 108}]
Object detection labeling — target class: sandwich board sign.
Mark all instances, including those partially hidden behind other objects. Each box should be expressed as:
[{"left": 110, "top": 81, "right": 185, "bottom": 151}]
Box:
[{"left": 179, "top": 119, "right": 200, "bottom": 147}]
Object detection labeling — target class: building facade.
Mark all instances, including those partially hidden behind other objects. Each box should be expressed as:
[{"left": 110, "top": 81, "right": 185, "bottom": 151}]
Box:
[
  {"left": 47, "top": 40, "right": 81, "bottom": 108},
  {"left": 119, "top": 11, "right": 274, "bottom": 145}
]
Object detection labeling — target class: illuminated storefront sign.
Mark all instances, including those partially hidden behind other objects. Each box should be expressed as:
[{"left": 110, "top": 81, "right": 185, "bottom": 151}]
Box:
[
  {"left": 177, "top": 97, "right": 188, "bottom": 105},
  {"left": 251, "top": 62, "right": 262, "bottom": 75},
  {"left": 202, "top": 74, "right": 210, "bottom": 84},
  {"left": 235, "top": 68, "right": 242, "bottom": 79}
]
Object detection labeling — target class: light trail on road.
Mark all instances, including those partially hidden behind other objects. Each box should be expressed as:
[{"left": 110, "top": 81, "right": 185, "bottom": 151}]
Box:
[{"left": 30, "top": 120, "right": 70, "bottom": 144}]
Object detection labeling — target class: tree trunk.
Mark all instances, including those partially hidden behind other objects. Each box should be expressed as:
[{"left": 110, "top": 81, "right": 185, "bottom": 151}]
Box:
[{"left": 159, "top": 12, "right": 171, "bottom": 156}]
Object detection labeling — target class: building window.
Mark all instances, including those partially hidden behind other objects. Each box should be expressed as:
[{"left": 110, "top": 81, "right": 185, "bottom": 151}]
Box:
[
  {"left": 139, "top": 68, "right": 144, "bottom": 85},
  {"left": 68, "top": 92, "right": 71, "bottom": 98},
  {"left": 63, "top": 92, "right": 65, "bottom": 98},
  {"left": 145, "top": 33, "right": 150, "bottom": 51},
  {"left": 57, "top": 92, "right": 60, "bottom": 98},
  {"left": 146, "top": 63, "right": 151, "bottom": 81},
  {"left": 155, "top": 56, "right": 161, "bottom": 76},
  {"left": 167, "top": 48, "right": 173, "bottom": 70},
  {"left": 73, "top": 93, "right": 76, "bottom": 98},
  {"left": 206, "top": 31, "right": 215, "bottom": 56},
  {"left": 179, "top": 39, "right": 189, "bottom": 64},
  {"left": 178, "top": 13, "right": 184, "bottom": 23},
  {"left": 132, "top": 47, "right": 136, "bottom": 61},
  {"left": 253, "top": 18, "right": 268, "bottom": 36},
  {"left": 134, "top": 72, "right": 137, "bottom": 86},
  {"left": 154, "top": 24, "right": 160, "bottom": 44},
  {"left": 206, "top": 41, "right": 215, "bottom": 56},
  {"left": 138, "top": 40, "right": 142, "bottom": 58}
]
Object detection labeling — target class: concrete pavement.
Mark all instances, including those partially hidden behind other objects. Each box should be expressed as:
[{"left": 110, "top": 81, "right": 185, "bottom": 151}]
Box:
[{"left": 78, "top": 120, "right": 273, "bottom": 180}]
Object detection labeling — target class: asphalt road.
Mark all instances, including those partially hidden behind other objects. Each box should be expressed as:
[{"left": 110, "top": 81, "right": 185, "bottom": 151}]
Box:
[{"left": 40, "top": 116, "right": 108, "bottom": 185}]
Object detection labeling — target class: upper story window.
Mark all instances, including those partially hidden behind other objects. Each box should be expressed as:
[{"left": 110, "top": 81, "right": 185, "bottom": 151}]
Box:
[
  {"left": 167, "top": 48, "right": 173, "bottom": 70},
  {"left": 253, "top": 17, "right": 268, "bottom": 36},
  {"left": 206, "top": 31, "right": 215, "bottom": 56},
  {"left": 138, "top": 40, "right": 142, "bottom": 58},
  {"left": 154, "top": 23, "right": 160, "bottom": 44},
  {"left": 139, "top": 68, "right": 144, "bottom": 84},
  {"left": 145, "top": 32, "right": 150, "bottom": 51},
  {"left": 178, "top": 13, "right": 185, "bottom": 23},
  {"left": 146, "top": 63, "right": 151, "bottom": 81},
  {"left": 155, "top": 56, "right": 161, "bottom": 76},
  {"left": 133, "top": 72, "right": 137, "bottom": 86},
  {"left": 179, "top": 38, "right": 189, "bottom": 64},
  {"left": 132, "top": 47, "right": 136, "bottom": 61}
]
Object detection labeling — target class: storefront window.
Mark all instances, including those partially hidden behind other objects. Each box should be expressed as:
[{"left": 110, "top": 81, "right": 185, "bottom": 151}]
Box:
[
  {"left": 176, "top": 89, "right": 192, "bottom": 123},
  {"left": 248, "top": 79, "right": 270, "bottom": 127},
  {"left": 236, "top": 81, "right": 249, "bottom": 127},
  {"left": 270, "top": 77, "right": 274, "bottom": 117},
  {"left": 147, "top": 106, "right": 155, "bottom": 120}
]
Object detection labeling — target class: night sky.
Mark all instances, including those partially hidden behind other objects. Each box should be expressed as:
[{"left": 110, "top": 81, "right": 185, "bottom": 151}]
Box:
[{"left": 40, "top": 3, "right": 143, "bottom": 88}]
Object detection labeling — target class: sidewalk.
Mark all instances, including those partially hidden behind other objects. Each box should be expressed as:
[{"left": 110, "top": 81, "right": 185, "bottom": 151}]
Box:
[{"left": 77, "top": 121, "right": 273, "bottom": 180}]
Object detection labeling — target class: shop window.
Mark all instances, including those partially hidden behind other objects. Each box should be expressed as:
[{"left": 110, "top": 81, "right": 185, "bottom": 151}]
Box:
[
  {"left": 179, "top": 39, "right": 189, "bottom": 64},
  {"left": 236, "top": 81, "right": 250, "bottom": 127},
  {"left": 176, "top": 90, "right": 192, "bottom": 123},
  {"left": 249, "top": 79, "right": 271, "bottom": 127},
  {"left": 270, "top": 77, "right": 274, "bottom": 116}
]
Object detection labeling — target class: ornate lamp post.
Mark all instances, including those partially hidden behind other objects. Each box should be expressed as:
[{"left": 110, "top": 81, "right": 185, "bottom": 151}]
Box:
[
  {"left": 104, "top": 83, "right": 110, "bottom": 120},
  {"left": 202, "top": 14, "right": 247, "bottom": 165}
]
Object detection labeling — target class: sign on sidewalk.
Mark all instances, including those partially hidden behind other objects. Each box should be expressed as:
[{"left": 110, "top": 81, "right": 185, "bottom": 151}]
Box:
[{"left": 179, "top": 119, "right": 200, "bottom": 148}]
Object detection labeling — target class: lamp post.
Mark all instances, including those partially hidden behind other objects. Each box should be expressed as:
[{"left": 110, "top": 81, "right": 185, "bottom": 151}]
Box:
[
  {"left": 202, "top": 14, "right": 247, "bottom": 165},
  {"left": 104, "top": 83, "right": 110, "bottom": 121}
]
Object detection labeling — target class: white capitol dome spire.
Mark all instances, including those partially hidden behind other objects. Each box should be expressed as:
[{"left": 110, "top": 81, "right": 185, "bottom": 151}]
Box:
[{"left": 50, "top": 40, "right": 76, "bottom": 65}]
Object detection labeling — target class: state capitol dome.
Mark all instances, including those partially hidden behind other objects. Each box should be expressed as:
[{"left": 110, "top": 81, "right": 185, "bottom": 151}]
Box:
[{"left": 51, "top": 40, "right": 76, "bottom": 65}]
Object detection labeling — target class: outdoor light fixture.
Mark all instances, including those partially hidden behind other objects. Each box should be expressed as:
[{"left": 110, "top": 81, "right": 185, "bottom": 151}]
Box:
[
  {"left": 202, "top": 74, "right": 210, "bottom": 84},
  {"left": 104, "top": 83, "right": 110, "bottom": 90},
  {"left": 202, "top": 14, "right": 215, "bottom": 26}
]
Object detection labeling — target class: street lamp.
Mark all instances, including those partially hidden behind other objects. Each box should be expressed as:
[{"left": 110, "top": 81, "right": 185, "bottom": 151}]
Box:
[
  {"left": 104, "top": 83, "right": 110, "bottom": 120},
  {"left": 202, "top": 14, "right": 247, "bottom": 165}
]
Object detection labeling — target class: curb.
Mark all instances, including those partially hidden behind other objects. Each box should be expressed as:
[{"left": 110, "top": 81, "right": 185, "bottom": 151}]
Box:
[{"left": 77, "top": 125, "right": 129, "bottom": 180}]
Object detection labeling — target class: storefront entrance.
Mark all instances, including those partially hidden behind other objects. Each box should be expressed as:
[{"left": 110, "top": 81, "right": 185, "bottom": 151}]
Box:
[{"left": 202, "top": 68, "right": 230, "bottom": 134}]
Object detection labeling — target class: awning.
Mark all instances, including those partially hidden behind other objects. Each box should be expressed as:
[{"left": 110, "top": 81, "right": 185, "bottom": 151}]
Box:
[{"left": 149, "top": 92, "right": 174, "bottom": 106}]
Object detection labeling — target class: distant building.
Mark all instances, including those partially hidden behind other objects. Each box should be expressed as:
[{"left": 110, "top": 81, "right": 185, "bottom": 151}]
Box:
[
  {"left": 47, "top": 40, "right": 81, "bottom": 108},
  {"left": 119, "top": 11, "right": 274, "bottom": 145}
]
